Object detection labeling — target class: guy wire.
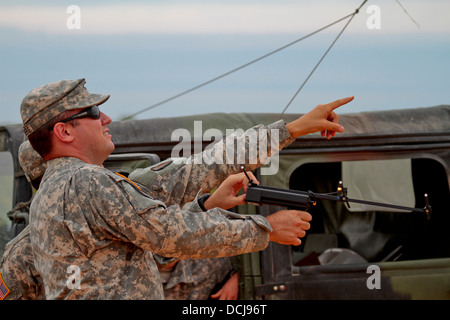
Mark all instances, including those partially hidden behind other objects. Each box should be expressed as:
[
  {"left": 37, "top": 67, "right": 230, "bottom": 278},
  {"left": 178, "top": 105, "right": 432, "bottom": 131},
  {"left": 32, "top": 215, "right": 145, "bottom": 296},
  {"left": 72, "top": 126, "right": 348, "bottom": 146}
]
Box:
[
  {"left": 281, "top": 0, "right": 367, "bottom": 114},
  {"left": 124, "top": 4, "right": 363, "bottom": 120}
]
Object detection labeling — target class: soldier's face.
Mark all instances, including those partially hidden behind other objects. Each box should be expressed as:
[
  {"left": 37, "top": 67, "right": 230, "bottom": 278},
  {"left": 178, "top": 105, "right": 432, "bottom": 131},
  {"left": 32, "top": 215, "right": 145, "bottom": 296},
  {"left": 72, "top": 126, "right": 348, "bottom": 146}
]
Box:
[{"left": 71, "top": 110, "right": 115, "bottom": 165}]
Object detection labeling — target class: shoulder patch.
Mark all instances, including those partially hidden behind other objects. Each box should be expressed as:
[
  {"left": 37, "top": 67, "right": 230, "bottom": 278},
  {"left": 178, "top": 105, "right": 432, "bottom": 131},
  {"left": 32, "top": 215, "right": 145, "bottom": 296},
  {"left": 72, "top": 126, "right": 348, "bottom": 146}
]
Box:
[
  {"left": 0, "top": 272, "right": 10, "bottom": 300},
  {"left": 151, "top": 160, "right": 173, "bottom": 171}
]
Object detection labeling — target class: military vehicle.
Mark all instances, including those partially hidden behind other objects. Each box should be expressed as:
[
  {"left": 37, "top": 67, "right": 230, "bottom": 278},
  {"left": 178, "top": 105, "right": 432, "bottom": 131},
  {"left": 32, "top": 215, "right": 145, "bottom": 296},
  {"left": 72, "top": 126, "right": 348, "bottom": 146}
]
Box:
[{"left": 1, "top": 104, "right": 449, "bottom": 299}]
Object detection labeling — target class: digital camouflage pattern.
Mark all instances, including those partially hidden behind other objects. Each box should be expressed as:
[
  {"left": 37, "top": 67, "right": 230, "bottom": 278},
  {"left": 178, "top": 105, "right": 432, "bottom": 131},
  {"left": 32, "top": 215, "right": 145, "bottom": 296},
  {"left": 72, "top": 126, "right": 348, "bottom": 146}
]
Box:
[
  {"left": 0, "top": 141, "right": 46, "bottom": 300},
  {"left": 128, "top": 119, "right": 292, "bottom": 205},
  {"left": 129, "top": 159, "right": 238, "bottom": 300},
  {"left": 30, "top": 119, "right": 294, "bottom": 299},
  {"left": 0, "top": 226, "right": 44, "bottom": 300},
  {"left": 30, "top": 158, "right": 270, "bottom": 299},
  {"left": 3, "top": 141, "right": 229, "bottom": 300},
  {"left": 20, "top": 78, "right": 109, "bottom": 136},
  {"left": 18, "top": 140, "right": 47, "bottom": 184},
  {"left": 130, "top": 160, "right": 236, "bottom": 300},
  {"left": 163, "top": 258, "right": 234, "bottom": 300},
  {"left": 128, "top": 121, "right": 293, "bottom": 300}
]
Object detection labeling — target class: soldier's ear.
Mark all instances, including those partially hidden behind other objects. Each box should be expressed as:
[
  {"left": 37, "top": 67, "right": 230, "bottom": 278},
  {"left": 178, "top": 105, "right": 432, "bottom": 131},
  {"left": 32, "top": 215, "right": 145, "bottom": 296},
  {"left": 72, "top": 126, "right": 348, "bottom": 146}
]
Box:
[{"left": 52, "top": 122, "right": 75, "bottom": 143}]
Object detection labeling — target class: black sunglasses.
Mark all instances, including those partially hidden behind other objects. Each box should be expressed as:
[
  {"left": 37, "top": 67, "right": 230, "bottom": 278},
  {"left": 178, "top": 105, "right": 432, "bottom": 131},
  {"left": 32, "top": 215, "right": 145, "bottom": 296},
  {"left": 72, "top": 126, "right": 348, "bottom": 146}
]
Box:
[
  {"left": 49, "top": 105, "right": 101, "bottom": 131},
  {"left": 60, "top": 105, "right": 101, "bottom": 123}
]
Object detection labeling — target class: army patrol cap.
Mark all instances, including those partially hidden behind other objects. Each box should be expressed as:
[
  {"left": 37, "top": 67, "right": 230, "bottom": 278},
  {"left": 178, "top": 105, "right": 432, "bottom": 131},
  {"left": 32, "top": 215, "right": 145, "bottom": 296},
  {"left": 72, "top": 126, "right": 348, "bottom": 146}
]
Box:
[
  {"left": 18, "top": 140, "right": 47, "bottom": 183},
  {"left": 21, "top": 78, "right": 110, "bottom": 136}
]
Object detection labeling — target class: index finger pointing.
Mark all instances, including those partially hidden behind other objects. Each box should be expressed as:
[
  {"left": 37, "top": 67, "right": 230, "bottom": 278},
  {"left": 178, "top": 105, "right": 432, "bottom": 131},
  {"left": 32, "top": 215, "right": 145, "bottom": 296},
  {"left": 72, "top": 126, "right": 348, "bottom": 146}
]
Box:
[{"left": 325, "top": 96, "right": 354, "bottom": 112}]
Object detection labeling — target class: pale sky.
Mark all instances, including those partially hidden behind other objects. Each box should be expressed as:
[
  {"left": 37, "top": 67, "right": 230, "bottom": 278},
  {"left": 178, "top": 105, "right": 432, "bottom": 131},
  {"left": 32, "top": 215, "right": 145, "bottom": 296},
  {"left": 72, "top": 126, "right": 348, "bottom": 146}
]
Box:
[
  {"left": 1, "top": 1, "right": 449, "bottom": 35},
  {"left": 1, "top": 0, "right": 449, "bottom": 124}
]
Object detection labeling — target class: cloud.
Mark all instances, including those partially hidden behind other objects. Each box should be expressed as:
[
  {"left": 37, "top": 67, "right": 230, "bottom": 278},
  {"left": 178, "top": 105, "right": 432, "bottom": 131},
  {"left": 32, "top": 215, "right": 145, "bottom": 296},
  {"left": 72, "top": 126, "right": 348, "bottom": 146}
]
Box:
[{"left": 0, "top": 1, "right": 449, "bottom": 35}]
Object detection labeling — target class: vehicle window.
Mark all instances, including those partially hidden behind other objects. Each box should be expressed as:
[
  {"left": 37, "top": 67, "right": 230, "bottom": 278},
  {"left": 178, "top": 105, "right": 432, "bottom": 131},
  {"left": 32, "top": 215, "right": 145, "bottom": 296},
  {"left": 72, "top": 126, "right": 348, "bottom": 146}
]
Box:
[
  {"left": 342, "top": 159, "right": 415, "bottom": 212},
  {"left": 290, "top": 158, "right": 450, "bottom": 266},
  {"left": 0, "top": 151, "right": 14, "bottom": 259}
]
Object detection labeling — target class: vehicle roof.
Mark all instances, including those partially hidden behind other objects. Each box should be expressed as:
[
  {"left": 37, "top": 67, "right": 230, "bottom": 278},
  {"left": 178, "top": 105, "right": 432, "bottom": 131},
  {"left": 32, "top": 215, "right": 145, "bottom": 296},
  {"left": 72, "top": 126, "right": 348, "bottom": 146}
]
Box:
[
  {"left": 108, "top": 104, "right": 450, "bottom": 146},
  {"left": 1, "top": 104, "right": 449, "bottom": 155}
]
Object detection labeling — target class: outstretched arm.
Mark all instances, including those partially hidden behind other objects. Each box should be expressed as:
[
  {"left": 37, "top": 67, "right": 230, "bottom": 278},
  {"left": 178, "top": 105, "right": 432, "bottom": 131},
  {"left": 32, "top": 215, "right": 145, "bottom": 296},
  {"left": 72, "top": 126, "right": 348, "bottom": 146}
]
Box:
[
  {"left": 286, "top": 96, "right": 353, "bottom": 139},
  {"left": 129, "top": 96, "right": 354, "bottom": 207}
]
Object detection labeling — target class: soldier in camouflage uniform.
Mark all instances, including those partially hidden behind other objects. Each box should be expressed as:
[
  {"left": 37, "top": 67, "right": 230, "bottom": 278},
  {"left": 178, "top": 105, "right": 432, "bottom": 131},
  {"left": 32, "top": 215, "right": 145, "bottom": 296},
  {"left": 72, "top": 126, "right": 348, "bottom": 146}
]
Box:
[
  {"left": 128, "top": 161, "right": 241, "bottom": 300},
  {"left": 0, "top": 141, "right": 47, "bottom": 300},
  {"left": 0, "top": 141, "right": 241, "bottom": 300},
  {"left": 20, "top": 78, "right": 352, "bottom": 299}
]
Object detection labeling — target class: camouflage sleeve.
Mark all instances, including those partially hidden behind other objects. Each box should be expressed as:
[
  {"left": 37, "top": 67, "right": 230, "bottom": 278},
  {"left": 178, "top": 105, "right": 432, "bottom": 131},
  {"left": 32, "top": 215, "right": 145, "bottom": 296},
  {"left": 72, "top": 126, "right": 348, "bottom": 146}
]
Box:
[
  {"left": 129, "top": 120, "right": 294, "bottom": 207},
  {"left": 0, "top": 226, "right": 44, "bottom": 300},
  {"left": 86, "top": 170, "right": 271, "bottom": 259},
  {"left": 148, "top": 205, "right": 271, "bottom": 259},
  {"left": 164, "top": 257, "right": 234, "bottom": 300}
]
